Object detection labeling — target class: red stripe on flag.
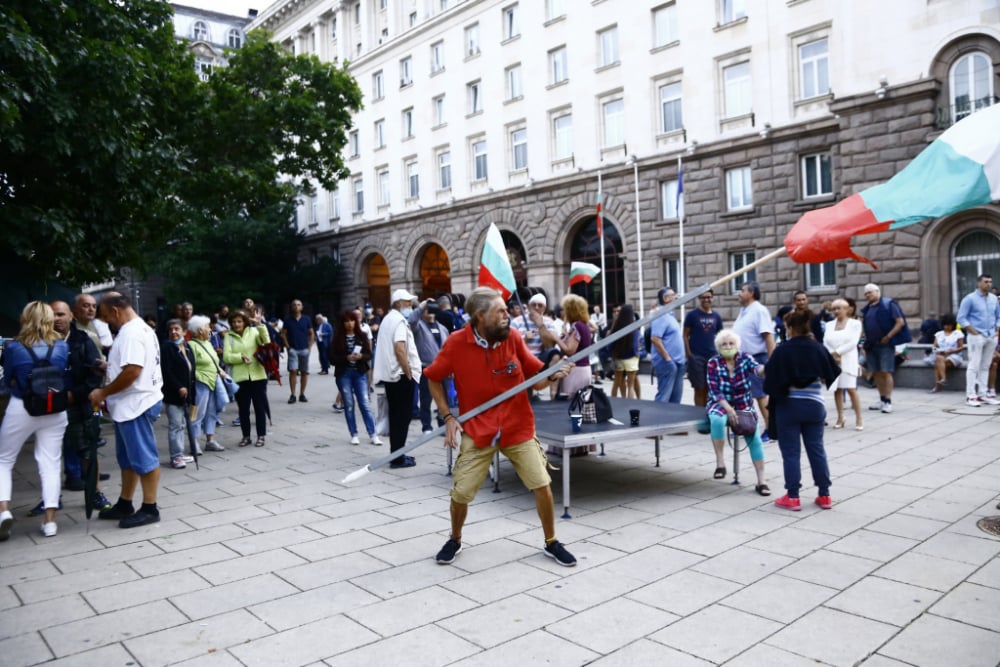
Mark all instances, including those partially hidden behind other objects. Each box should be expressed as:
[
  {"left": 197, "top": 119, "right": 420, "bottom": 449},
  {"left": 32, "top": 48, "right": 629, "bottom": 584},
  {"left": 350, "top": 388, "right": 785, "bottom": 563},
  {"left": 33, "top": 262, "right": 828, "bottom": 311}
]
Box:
[
  {"left": 784, "top": 194, "right": 892, "bottom": 268},
  {"left": 478, "top": 266, "right": 512, "bottom": 300}
]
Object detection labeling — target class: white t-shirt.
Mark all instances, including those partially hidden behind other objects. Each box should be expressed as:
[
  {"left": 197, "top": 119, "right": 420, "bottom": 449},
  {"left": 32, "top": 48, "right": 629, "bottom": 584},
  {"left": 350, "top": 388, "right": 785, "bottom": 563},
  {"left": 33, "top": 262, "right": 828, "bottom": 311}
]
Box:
[
  {"left": 733, "top": 300, "right": 775, "bottom": 356},
  {"left": 106, "top": 317, "right": 163, "bottom": 422},
  {"left": 373, "top": 309, "right": 422, "bottom": 384},
  {"left": 934, "top": 329, "right": 964, "bottom": 354}
]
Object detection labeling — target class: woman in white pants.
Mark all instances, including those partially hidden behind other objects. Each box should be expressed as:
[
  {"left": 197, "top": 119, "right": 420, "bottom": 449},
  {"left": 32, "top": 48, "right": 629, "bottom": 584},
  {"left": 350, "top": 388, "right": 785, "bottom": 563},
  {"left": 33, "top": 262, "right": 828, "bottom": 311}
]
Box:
[{"left": 0, "top": 302, "right": 71, "bottom": 540}]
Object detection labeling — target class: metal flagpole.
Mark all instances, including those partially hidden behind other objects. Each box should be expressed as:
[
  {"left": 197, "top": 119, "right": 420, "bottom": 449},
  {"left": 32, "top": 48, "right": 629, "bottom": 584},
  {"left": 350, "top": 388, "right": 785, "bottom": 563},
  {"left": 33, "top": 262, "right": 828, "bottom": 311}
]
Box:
[
  {"left": 597, "top": 171, "right": 608, "bottom": 319},
  {"left": 632, "top": 157, "right": 645, "bottom": 320},
  {"left": 677, "top": 156, "right": 686, "bottom": 322}
]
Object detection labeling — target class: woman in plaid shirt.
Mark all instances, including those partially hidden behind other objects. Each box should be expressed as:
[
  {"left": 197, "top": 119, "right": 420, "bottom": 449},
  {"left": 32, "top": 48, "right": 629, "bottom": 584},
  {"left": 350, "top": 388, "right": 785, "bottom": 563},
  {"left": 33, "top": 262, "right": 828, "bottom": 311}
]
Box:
[{"left": 706, "top": 329, "right": 769, "bottom": 495}]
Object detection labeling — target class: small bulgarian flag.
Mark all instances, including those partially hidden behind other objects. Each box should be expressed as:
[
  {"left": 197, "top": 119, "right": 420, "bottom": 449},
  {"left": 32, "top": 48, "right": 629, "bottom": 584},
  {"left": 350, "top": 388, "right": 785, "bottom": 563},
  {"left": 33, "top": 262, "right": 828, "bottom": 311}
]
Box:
[
  {"left": 569, "top": 261, "right": 601, "bottom": 286},
  {"left": 478, "top": 223, "right": 517, "bottom": 300},
  {"left": 785, "top": 104, "right": 1000, "bottom": 267}
]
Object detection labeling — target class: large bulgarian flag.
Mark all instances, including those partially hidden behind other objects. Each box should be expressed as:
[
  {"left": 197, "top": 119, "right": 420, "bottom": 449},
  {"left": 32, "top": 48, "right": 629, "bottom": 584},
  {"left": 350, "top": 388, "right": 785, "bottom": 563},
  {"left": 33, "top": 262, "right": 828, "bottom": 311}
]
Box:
[
  {"left": 785, "top": 104, "right": 1000, "bottom": 266},
  {"left": 569, "top": 261, "right": 601, "bottom": 286},
  {"left": 478, "top": 223, "right": 517, "bottom": 300}
]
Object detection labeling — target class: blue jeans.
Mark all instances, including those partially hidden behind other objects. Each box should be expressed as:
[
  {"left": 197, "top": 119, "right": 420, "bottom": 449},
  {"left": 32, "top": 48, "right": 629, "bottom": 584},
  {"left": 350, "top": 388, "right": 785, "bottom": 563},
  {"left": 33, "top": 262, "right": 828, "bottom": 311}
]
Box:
[
  {"left": 337, "top": 368, "right": 376, "bottom": 436},
  {"left": 653, "top": 359, "right": 686, "bottom": 403},
  {"left": 775, "top": 398, "right": 831, "bottom": 498},
  {"left": 317, "top": 340, "right": 331, "bottom": 372},
  {"left": 193, "top": 381, "right": 219, "bottom": 439}
]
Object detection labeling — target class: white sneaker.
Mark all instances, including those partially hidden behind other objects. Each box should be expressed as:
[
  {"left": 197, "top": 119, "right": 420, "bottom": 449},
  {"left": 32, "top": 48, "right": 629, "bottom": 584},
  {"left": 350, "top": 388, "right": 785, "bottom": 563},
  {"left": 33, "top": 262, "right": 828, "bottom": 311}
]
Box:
[
  {"left": 370, "top": 435, "right": 384, "bottom": 446},
  {"left": 881, "top": 403, "right": 893, "bottom": 413},
  {"left": 966, "top": 397, "right": 983, "bottom": 407},
  {"left": 988, "top": 389, "right": 997, "bottom": 399},
  {"left": 979, "top": 396, "right": 1000, "bottom": 406},
  {"left": 180, "top": 455, "right": 195, "bottom": 463},
  {"left": 868, "top": 402, "right": 885, "bottom": 411},
  {"left": 0, "top": 510, "right": 13, "bottom": 542},
  {"left": 171, "top": 456, "right": 187, "bottom": 469},
  {"left": 350, "top": 435, "right": 360, "bottom": 445},
  {"left": 41, "top": 522, "right": 57, "bottom": 537}
]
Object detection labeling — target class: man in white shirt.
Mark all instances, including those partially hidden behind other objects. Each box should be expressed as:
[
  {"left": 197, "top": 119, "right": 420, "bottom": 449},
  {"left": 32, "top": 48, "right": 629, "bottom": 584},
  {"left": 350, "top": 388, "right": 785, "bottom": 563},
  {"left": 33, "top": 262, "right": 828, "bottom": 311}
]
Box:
[
  {"left": 373, "top": 288, "right": 423, "bottom": 468},
  {"left": 88, "top": 294, "right": 164, "bottom": 529},
  {"left": 732, "top": 281, "right": 776, "bottom": 437}
]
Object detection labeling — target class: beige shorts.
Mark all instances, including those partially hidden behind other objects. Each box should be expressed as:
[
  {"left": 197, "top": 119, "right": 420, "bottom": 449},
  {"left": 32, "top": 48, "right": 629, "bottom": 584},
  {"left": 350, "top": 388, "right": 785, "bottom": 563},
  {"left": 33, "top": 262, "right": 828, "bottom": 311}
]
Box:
[
  {"left": 450, "top": 434, "right": 551, "bottom": 504},
  {"left": 613, "top": 356, "right": 639, "bottom": 373}
]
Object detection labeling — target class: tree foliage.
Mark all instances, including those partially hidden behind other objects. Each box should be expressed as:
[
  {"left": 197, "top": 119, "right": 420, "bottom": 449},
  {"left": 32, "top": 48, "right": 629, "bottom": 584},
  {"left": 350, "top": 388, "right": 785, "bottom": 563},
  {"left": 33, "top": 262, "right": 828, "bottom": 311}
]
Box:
[{"left": 0, "top": 1, "right": 362, "bottom": 287}]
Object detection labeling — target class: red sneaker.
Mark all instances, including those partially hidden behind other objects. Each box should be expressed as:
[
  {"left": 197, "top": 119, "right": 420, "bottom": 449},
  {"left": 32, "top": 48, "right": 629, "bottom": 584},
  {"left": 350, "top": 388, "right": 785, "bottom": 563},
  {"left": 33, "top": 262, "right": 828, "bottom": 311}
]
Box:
[
  {"left": 774, "top": 494, "right": 801, "bottom": 511},
  {"left": 815, "top": 495, "right": 833, "bottom": 509}
]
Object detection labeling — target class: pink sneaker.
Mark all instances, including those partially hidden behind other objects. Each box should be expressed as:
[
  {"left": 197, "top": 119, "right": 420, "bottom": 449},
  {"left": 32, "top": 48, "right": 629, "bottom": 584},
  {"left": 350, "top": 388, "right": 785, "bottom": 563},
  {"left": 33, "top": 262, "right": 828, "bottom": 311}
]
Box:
[
  {"left": 774, "top": 494, "right": 801, "bottom": 511},
  {"left": 815, "top": 495, "right": 833, "bottom": 509}
]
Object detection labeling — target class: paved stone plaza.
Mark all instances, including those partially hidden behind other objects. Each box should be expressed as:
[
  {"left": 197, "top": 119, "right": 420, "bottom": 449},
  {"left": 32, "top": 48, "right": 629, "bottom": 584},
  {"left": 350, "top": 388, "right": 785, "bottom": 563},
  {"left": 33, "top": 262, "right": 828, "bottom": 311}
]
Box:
[{"left": 1, "top": 374, "right": 998, "bottom": 666}]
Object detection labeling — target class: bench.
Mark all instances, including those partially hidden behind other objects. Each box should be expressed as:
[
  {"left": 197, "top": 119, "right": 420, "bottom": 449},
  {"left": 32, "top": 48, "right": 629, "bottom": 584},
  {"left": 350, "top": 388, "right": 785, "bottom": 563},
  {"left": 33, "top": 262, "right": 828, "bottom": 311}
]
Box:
[{"left": 894, "top": 343, "right": 966, "bottom": 391}]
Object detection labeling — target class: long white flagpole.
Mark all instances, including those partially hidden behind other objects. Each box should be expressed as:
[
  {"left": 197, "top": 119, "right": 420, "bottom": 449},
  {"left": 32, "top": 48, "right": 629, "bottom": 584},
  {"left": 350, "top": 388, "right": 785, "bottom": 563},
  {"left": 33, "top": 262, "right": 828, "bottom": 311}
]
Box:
[
  {"left": 677, "top": 156, "right": 686, "bottom": 322},
  {"left": 597, "top": 170, "right": 607, "bottom": 319},
  {"left": 633, "top": 158, "right": 645, "bottom": 320}
]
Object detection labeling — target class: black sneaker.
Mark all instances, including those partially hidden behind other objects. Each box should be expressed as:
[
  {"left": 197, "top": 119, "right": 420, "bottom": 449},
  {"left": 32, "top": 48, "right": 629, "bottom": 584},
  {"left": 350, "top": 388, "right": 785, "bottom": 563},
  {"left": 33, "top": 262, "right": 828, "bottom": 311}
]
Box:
[
  {"left": 298, "top": 395, "right": 308, "bottom": 403},
  {"left": 435, "top": 538, "right": 462, "bottom": 564},
  {"left": 389, "top": 455, "right": 416, "bottom": 469},
  {"left": 99, "top": 500, "right": 135, "bottom": 521},
  {"left": 288, "top": 395, "right": 297, "bottom": 404},
  {"left": 543, "top": 540, "right": 577, "bottom": 567},
  {"left": 119, "top": 509, "right": 160, "bottom": 529}
]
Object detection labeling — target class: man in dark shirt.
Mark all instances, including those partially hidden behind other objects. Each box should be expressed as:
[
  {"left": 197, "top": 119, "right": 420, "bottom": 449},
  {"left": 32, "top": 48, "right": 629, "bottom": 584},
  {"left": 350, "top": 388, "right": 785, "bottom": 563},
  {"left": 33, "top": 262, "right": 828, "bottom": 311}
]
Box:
[
  {"left": 682, "top": 289, "right": 723, "bottom": 424},
  {"left": 282, "top": 299, "right": 315, "bottom": 404}
]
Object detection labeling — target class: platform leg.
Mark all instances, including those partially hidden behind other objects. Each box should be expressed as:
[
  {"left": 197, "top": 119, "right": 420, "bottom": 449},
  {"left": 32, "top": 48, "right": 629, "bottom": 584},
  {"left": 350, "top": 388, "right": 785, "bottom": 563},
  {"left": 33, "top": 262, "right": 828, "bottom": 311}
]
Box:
[
  {"left": 561, "top": 447, "right": 572, "bottom": 519},
  {"left": 492, "top": 449, "right": 501, "bottom": 493},
  {"left": 731, "top": 430, "right": 741, "bottom": 485}
]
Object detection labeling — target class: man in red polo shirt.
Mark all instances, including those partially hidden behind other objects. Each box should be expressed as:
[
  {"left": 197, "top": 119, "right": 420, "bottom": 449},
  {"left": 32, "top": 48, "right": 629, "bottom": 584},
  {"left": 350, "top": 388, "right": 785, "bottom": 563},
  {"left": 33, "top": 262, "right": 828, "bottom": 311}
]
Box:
[{"left": 425, "top": 287, "right": 577, "bottom": 567}]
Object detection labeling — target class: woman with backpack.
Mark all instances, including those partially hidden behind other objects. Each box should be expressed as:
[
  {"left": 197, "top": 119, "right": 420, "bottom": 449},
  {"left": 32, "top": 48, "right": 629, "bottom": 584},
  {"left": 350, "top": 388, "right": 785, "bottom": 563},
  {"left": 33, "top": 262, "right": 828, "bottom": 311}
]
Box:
[{"left": 0, "top": 301, "right": 72, "bottom": 539}]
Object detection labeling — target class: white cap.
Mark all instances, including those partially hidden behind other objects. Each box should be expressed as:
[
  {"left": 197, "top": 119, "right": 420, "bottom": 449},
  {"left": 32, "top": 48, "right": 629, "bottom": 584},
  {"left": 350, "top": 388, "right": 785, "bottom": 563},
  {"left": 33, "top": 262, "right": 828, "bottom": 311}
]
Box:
[
  {"left": 528, "top": 294, "right": 546, "bottom": 306},
  {"left": 391, "top": 288, "right": 418, "bottom": 304}
]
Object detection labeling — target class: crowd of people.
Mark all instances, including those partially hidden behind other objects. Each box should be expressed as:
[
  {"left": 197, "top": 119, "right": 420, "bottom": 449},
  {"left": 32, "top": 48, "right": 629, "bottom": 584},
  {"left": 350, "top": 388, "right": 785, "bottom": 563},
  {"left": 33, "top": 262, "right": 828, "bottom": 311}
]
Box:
[{"left": 1, "top": 274, "right": 996, "bottom": 553}]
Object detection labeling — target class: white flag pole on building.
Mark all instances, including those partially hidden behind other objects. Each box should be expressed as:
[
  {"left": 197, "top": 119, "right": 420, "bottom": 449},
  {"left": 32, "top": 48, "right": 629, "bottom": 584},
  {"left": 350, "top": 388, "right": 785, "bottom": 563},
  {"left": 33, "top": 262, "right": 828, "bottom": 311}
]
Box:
[
  {"left": 677, "top": 156, "right": 686, "bottom": 321},
  {"left": 597, "top": 170, "right": 608, "bottom": 319},
  {"left": 631, "top": 157, "right": 645, "bottom": 320}
]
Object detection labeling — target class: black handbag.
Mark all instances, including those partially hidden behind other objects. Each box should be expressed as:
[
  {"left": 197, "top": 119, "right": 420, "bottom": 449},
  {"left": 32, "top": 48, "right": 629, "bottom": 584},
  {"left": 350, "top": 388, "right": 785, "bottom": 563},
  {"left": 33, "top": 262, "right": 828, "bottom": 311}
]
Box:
[
  {"left": 569, "top": 385, "right": 613, "bottom": 423},
  {"left": 730, "top": 409, "right": 758, "bottom": 437}
]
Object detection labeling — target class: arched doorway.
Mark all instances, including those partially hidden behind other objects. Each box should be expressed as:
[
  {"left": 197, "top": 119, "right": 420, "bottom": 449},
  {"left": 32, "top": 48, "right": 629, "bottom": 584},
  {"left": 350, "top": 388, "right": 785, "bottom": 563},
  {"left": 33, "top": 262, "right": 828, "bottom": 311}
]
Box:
[
  {"left": 951, "top": 230, "right": 1000, "bottom": 309},
  {"left": 365, "top": 253, "right": 390, "bottom": 311},
  {"left": 570, "top": 217, "right": 625, "bottom": 308},
  {"left": 501, "top": 230, "right": 529, "bottom": 288},
  {"left": 419, "top": 243, "right": 451, "bottom": 298}
]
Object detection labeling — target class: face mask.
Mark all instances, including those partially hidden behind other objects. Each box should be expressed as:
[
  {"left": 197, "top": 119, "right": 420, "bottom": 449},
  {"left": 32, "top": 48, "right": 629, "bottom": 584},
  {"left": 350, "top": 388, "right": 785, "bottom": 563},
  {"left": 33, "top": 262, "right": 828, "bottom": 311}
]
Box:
[
  {"left": 400, "top": 307, "right": 413, "bottom": 318},
  {"left": 364, "top": 308, "right": 372, "bottom": 315},
  {"left": 172, "top": 337, "right": 184, "bottom": 346},
  {"left": 720, "top": 348, "right": 737, "bottom": 359}
]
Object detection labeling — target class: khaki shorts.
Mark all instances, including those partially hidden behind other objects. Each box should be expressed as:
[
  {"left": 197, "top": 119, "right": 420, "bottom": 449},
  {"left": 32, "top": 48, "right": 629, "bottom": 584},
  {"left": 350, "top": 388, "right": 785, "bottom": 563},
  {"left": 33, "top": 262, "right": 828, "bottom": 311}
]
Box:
[
  {"left": 450, "top": 434, "right": 551, "bottom": 504},
  {"left": 612, "top": 356, "right": 639, "bottom": 373}
]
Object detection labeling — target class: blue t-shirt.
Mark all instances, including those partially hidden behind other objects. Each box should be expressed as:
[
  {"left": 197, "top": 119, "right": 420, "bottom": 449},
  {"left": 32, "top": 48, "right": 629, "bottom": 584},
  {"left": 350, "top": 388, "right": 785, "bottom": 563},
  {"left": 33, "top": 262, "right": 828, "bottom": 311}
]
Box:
[
  {"left": 683, "top": 309, "right": 723, "bottom": 359},
  {"left": 284, "top": 315, "right": 314, "bottom": 350},
  {"left": 650, "top": 311, "right": 686, "bottom": 364}
]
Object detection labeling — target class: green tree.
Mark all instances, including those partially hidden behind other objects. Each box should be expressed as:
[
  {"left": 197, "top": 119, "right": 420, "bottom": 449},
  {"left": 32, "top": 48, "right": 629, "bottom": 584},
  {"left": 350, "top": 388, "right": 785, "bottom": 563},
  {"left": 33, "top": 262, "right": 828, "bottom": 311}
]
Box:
[{"left": 0, "top": 2, "right": 363, "bottom": 286}]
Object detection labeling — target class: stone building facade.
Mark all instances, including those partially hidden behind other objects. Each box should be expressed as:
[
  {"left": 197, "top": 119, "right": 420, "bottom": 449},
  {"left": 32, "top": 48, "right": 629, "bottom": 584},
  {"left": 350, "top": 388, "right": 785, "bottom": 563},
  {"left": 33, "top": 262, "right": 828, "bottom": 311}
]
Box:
[{"left": 252, "top": 0, "right": 1000, "bottom": 325}]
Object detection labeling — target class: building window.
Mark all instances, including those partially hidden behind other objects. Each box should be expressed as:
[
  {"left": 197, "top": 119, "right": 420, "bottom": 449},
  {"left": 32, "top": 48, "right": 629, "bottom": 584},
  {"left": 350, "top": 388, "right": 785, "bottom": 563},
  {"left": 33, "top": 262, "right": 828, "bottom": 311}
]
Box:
[
  {"left": 506, "top": 64, "right": 523, "bottom": 100},
  {"left": 409, "top": 11, "right": 418, "bottom": 26},
  {"left": 353, "top": 177, "right": 364, "bottom": 212},
  {"left": 547, "top": 0, "right": 566, "bottom": 20},
  {"left": 353, "top": 2, "right": 361, "bottom": 24},
  {"left": 598, "top": 26, "right": 620, "bottom": 67},
  {"left": 953, "top": 231, "right": 1000, "bottom": 307},
  {"left": 195, "top": 59, "right": 213, "bottom": 82},
  {"left": 659, "top": 82, "right": 683, "bottom": 133},
  {"left": 950, "top": 52, "right": 994, "bottom": 122},
  {"left": 374, "top": 119, "right": 385, "bottom": 149},
  {"left": 723, "top": 61, "right": 751, "bottom": 117},
  {"left": 801, "top": 153, "right": 832, "bottom": 198},
  {"left": 799, "top": 38, "right": 829, "bottom": 99},
  {"left": 331, "top": 17, "right": 337, "bottom": 41},
  {"left": 349, "top": 130, "right": 359, "bottom": 157},
  {"left": 805, "top": 261, "right": 836, "bottom": 290},
  {"left": 729, "top": 251, "right": 756, "bottom": 293},
  {"left": 440, "top": 0, "right": 449, "bottom": 10},
  {"left": 310, "top": 31, "right": 317, "bottom": 54},
  {"left": 406, "top": 160, "right": 419, "bottom": 198},
  {"left": 431, "top": 41, "right": 445, "bottom": 73},
  {"left": 663, "top": 258, "right": 686, "bottom": 292},
  {"left": 510, "top": 128, "right": 528, "bottom": 171},
  {"left": 653, "top": 3, "right": 678, "bottom": 48},
  {"left": 549, "top": 46, "right": 568, "bottom": 84},
  {"left": 330, "top": 244, "right": 341, "bottom": 263},
  {"left": 472, "top": 140, "right": 488, "bottom": 181},
  {"left": 377, "top": 169, "right": 390, "bottom": 206},
  {"left": 372, "top": 70, "right": 384, "bottom": 100},
  {"left": 227, "top": 29, "right": 243, "bottom": 49},
  {"left": 438, "top": 149, "right": 452, "bottom": 189},
  {"left": 329, "top": 189, "right": 340, "bottom": 221},
  {"left": 433, "top": 95, "right": 446, "bottom": 126},
  {"left": 379, "top": 0, "right": 387, "bottom": 10},
  {"left": 192, "top": 21, "right": 208, "bottom": 41},
  {"left": 553, "top": 112, "right": 572, "bottom": 160},
  {"left": 721, "top": 0, "right": 746, "bottom": 24},
  {"left": 401, "top": 108, "right": 414, "bottom": 138},
  {"left": 503, "top": 4, "right": 520, "bottom": 40},
  {"left": 602, "top": 98, "right": 625, "bottom": 147},
  {"left": 467, "top": 80, "right": 481, "bottom": 114},
  {"left": 661, "top": 179, "right": 680, "bottom": 219},
  {"left": 465, "top": 23, "right": 480, "bottom": 57},
  {"left": 726, "top": 166, "right": 753, "bottom": 211},
  {"left": 399, "top": 56, "right": 412, "bottom": 87}
]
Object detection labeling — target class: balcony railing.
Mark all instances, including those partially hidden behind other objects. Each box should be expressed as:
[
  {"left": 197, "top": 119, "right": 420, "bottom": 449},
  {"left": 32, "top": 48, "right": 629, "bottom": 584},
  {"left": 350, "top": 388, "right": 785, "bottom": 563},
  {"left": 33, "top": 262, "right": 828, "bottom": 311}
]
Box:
[{"left": 936, "top": 96, "right": 998, "bottom": 129}]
